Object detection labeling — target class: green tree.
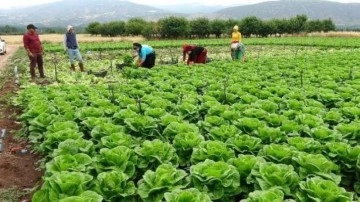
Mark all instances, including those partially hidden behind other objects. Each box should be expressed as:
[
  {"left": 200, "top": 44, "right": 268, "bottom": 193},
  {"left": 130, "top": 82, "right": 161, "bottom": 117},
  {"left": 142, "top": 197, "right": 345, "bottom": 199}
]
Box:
[
  {"left": 189, "top": 17, "right": 211, "bottom": 38},
  {"left": 240, "top": 16, "right": 262, "bottom": 37},
  {"left": 226, "top": 19, "right": 240, "bottom": 30},
  {"left": 322, "top": 18, "right": 336, "bottom": 32},
  {"left": 142, "top": 21, "right": 159, "bottom": 39},
  {"left": 258, "top": 20, "right": 275, "bottom": 37},
  {"left": 158, "top": 16, "right": 189, "bottom": 38},
  {"left": 86, "top": 22, "right": 101, "bottom": 35},
  {"left": 210, "top": 19, "right": 227, "bottom": 38},
  {"left": 125, "top": 18, "right": 147, "bottom": 35},
  {"left": 0, "top": 25, "right": 21, "bottom": 34},
  {"left": 305, "top": 20, "right": 323, "bottom": 32},
  {"left": 269, "top": 19, "right": 289, "bottom": 36},
  {"left": 99, "top": 21, "right": 125, "bottom": 37},
  {"left": 289, "top": 14, "right": 308, "bottom": 34}
]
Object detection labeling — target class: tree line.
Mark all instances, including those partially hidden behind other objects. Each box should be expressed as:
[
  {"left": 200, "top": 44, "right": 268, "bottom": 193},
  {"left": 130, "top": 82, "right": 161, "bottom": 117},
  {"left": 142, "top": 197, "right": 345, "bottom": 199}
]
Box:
[
  {"left": 0, "top": 15, "right": 336, "bottom": 37},
  {"left": 0, "top": 25, "right": 85, "bottom": 35},
  {"left": 86, "top": 15, "right": 336, "bottom": 38}
]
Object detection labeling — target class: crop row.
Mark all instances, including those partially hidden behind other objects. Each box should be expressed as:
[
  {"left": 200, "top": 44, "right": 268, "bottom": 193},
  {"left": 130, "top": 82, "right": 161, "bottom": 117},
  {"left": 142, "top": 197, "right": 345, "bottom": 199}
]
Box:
[
  {"left": 43, "top": 37, "right": 360, "bottom": 52},
  {"left": 13, "top": 45, "right": 360, "bottom": 201}
]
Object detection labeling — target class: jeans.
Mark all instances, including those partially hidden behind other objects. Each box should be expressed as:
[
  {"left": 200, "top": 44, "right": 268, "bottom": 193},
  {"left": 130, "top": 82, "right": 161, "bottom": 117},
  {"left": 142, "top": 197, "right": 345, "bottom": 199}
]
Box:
[{"left": 67, "top": 48, "right": 83, "bottom": 64}]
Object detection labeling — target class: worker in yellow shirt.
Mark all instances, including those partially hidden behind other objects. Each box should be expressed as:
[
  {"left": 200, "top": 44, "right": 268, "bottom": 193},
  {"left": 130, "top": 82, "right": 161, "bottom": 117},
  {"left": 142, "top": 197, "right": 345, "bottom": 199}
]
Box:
[{"left": 230, "top": 25, "right": 246, "bottom": 61}]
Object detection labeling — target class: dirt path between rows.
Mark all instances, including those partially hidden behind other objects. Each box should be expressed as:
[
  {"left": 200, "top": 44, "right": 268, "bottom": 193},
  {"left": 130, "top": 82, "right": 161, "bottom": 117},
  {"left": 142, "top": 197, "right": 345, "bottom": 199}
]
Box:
[
  {"left": 0, "top": 46, "right": 43, "bottom": 201},
  {"left": 0, "top": 45, "right": 20, "bottom": 71}
]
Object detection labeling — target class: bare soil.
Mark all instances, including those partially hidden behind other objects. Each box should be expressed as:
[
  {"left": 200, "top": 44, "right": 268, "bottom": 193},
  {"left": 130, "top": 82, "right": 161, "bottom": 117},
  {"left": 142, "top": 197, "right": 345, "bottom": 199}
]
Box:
[
  {"left": 0, "top": 53, "right": 43, "bottom": 201},
  {"left": 0, "top": 45, "right": 20, "bottom": 71}
]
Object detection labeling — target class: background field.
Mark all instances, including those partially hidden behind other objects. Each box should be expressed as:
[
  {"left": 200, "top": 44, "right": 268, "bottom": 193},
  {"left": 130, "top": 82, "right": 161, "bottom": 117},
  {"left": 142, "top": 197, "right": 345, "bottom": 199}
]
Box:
[
  {"left": 1, "top": 36, "right": 360, "bottom": 201},
  {"left": 0, "top": 34, "right": 145, "bottom": 45}
]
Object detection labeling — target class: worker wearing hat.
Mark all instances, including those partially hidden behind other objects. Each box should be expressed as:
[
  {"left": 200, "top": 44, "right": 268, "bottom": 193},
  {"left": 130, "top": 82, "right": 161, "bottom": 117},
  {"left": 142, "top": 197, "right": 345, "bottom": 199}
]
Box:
[
  {"left": 64, "top": 25, "right": 84, "bottom": 71},
  {"left": 23, "top": 24, "right": 45, "bottom": 79},
  {"left": 230, "top": 25, "right": 246, "bottom": 61}
]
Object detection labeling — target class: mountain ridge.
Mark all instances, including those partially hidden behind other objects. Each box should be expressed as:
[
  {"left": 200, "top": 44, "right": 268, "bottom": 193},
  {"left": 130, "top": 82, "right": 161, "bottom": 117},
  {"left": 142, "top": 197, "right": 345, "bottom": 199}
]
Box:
[{"left": 0, "top": 0, "right": 360, "bottom": 27}]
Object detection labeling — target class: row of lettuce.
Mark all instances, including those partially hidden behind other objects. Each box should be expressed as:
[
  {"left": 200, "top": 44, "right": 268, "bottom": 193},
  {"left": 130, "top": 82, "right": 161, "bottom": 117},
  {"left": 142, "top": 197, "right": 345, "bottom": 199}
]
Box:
[
  {"left": 43, "top": 37, "right": 360, "bottom": 52},
  {"left": 15, "top": 47, "right": 360, "bottom": 201}
]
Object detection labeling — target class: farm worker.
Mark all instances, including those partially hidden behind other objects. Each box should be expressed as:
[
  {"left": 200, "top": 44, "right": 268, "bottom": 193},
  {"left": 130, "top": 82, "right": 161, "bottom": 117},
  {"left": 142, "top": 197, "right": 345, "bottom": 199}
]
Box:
[
  {"left": 133, "top": 43, "right": 156, "bottom": 68},
  {"left": 230, "top": 25, "right": 246, "bottom": 61},
  {"left": 182, "top": 44, "right": 207, "bottom": 65},
  {"left": 64, "top": 25, "right": 84, "bottom": 72},
  {"left": 23, "top": 24, "right": 45, "bottom": 79}
]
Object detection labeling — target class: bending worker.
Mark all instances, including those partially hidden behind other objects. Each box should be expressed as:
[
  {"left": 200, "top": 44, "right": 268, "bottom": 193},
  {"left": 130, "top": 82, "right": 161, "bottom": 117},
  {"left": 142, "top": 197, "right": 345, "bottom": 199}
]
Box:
[
  {"left": 133, "top": 43, "right": 156, "bottom": 68},
  {"left": 230, "top": 25, "right": 246, "bottom": 61},
  {"left": 182, "top": 44, "right": 207, "bottom": 65}
]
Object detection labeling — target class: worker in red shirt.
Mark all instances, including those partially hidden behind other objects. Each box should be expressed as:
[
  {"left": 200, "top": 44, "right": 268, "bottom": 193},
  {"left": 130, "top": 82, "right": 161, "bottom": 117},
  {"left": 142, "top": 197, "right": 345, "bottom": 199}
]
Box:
[
  {"left": 23, "top": 24, "right": 45, "bottom": 79},
  {"left": 182, "top": 44, "right": 207, "bottom": 65}
]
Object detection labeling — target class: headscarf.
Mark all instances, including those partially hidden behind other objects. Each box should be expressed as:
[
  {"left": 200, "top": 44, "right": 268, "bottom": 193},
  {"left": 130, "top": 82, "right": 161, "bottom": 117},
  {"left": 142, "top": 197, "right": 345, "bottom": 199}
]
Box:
[
  {"left": 67, "top": 25, "right": 73, "bottom": 32},
  {"left": 233, "top": 25, "right": 239, "bottom": 31},
  {"left": 182, "top": 44, "right": 193, "bottom": 53},
  {"left": 133, "top": 42, "right": 142, "bottom": 54}
]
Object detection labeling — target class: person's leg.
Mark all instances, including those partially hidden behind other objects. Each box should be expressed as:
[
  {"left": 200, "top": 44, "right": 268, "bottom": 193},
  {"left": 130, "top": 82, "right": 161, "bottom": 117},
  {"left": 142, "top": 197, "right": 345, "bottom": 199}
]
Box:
[
  {"left": 75, "top": 49, "right": 84, "bottom": 71},
  {"left": 235, "top": 49, "right": 241, "bottom": 59},
  {"left": 29, "top": 56, "right": 36, "bottom": 78},
  {"left": 230, "top": 43, "right": 239, "bottom": 60},
  {"left": 68, "top": 49, "right": 75, "bottom": 71},
  {"left": 36, "top": 54, "right": 45, "bottom": 78},
  {"left": 239, "top": 43, "right": 246, "bottom": 61}
]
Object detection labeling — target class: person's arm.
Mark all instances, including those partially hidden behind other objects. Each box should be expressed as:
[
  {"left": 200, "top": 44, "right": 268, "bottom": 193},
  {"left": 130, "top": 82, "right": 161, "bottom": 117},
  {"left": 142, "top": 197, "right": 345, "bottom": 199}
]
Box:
[
  {"left": 239, "top": 32, "right": 242, "bottom": 43},
  {"left": 139, "top": 48, "right": 147, "bottom": 65},
  {"left": 75, "top": 34, "right": 80, "bottom": 49},
  {"left": 63, "top": 34, "right": 67, "bottom": 51},
  {"left": 23, "top": 34, "right": 33, "bottom": 57},
  {"left": 37, "top": 34, "right": 44, "bottom": 54}
]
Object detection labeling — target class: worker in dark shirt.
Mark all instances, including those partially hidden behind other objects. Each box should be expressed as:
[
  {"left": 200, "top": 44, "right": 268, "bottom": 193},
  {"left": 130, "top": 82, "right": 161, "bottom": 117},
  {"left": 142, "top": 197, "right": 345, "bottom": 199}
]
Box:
[
  {"left": 182, "top": 44, "right": 207, "bottom": 65},
  {"left": 64, "top": 25, "right": 84, "bottom": 72},
  {"left": 23, "top": 24, "right": 45, "bottom": 79}
]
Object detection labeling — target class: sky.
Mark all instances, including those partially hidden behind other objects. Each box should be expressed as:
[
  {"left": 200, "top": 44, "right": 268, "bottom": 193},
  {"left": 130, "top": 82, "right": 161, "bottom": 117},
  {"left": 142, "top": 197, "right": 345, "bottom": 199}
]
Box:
[{"left": 1, "top": 0, "right": 360, "bottom": 9}]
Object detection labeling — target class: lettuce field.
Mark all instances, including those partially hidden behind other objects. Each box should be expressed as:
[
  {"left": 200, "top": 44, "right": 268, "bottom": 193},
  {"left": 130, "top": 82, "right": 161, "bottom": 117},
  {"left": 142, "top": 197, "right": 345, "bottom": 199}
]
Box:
[{"left": 11, "top": 37, "right": 360, "bottom": 201}]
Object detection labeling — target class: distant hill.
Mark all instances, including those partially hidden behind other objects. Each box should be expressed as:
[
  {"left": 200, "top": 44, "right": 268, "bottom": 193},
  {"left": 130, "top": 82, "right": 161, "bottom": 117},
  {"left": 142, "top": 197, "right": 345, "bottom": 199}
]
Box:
[
  {"left": 1, "top": 0, "right": 360, "bottom": 28},
  {"left": 154, "top": 3, "right": 226, "bottom": 14},
  {"left": 0, "top": 0, "right": 183, "bottom": 27},
  {"left": 212, "top": 0, "right": 360, "bottom": 26}
]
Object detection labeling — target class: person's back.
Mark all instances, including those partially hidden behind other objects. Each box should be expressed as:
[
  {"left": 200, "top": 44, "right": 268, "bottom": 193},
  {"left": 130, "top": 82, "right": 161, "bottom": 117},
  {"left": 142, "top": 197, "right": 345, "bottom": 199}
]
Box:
[
  {"left": 133, "top": 43, "right": 156, "bottom": 68},
  {"left": 139, "top": 45, "right": 154, "bottom": 58},
  {"left": 182, "top": 44, "right": 207, "bottom": 65}
]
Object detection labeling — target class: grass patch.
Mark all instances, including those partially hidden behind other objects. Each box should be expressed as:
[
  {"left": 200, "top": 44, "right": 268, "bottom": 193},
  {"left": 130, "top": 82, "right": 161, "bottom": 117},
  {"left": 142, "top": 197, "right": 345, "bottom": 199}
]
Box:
[{"left": 0, "top": 188, "right": 27, "bottom": 202}]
